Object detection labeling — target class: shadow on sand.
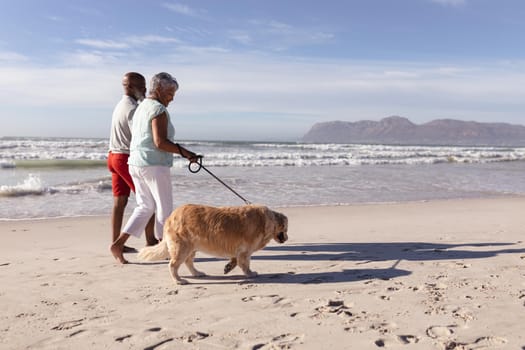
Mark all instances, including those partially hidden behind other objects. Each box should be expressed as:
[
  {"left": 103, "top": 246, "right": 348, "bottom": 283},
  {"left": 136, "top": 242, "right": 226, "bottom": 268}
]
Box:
[
  {"left": 185, "top": 267, "right": 413, "bottom": 285},
  {"left": 134, "top": 240, "right": 524, "bottom": 284},
  {"left": 258, "top": 241, "right": 525, "bottom": 263},
  {"left": 180, "top": 240, "right": 525, "bottom": 284}
]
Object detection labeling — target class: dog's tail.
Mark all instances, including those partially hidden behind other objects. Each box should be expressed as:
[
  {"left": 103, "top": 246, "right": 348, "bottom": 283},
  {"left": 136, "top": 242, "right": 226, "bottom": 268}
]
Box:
[{"left": 137, "top": 240, "right": 169, "bottom": 261}]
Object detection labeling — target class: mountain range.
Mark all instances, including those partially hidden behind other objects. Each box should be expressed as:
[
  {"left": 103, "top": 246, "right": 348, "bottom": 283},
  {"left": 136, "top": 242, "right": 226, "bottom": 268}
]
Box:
[{"left": 301, "top": 116, "right": 525, "bottom": 146}]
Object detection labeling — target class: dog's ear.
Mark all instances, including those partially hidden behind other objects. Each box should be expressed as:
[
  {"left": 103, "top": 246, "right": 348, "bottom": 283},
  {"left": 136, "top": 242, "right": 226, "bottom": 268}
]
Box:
[
  {"left": 272, "top": 211, "right": 288, "bottom": 230},
  {"left": 262, "top": 207, "right": 276, "bottom": 233}
]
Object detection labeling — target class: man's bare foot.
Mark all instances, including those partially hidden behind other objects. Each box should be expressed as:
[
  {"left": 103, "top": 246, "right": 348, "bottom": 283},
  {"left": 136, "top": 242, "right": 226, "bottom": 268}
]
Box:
[
  {"left": 110, "top": 233, "right": 131, "bottom": 264},
  {"left": 123, "top": 245, "right": 137, "bottom": 253},
  {"left": 110, "top": 243, "right": 128, "bottom": 264}
]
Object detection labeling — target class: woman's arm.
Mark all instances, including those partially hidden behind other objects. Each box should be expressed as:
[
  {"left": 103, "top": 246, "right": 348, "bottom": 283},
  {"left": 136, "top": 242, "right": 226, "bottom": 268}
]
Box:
[{"left": 151, "top": 113, "right": 198, "bottom": 161}]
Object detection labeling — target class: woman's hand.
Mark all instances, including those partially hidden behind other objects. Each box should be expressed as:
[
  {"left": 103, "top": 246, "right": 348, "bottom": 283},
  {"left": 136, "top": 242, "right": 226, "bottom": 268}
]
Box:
[
  {"left": 174, "top": 143, "right": 199, "bottom": 162},
  {"left": 185, "top": 150, "right": 199, "bottom": 163}
]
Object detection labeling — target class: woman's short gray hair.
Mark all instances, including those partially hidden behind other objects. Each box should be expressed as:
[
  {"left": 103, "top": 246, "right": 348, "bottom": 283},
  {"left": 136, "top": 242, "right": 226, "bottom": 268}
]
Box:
[{"left": 150, "top": 72, "right": 179, "bottom": 93}]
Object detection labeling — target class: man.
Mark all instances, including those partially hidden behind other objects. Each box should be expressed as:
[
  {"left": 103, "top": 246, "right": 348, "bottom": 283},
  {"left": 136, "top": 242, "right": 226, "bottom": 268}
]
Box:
[{"left": 108, "top": 72, "right": 156, "bottom": 251}]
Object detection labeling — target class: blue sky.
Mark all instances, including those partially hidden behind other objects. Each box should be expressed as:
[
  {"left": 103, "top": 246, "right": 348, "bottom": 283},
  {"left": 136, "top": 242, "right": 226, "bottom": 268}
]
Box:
[{"left": 0, "top": 0, "right": 524, "bottom": 141}]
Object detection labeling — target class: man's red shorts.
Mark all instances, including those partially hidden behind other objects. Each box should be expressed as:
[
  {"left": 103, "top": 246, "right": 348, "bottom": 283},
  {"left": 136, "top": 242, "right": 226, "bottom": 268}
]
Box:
[{"left": 107, "top": 152, "right": 135, "bottom": 196}]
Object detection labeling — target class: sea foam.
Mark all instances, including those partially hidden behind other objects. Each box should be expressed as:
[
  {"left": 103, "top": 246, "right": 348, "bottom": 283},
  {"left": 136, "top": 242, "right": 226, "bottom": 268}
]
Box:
[{"left": 0, "top": 174, "right": 48, "bottom": 197}]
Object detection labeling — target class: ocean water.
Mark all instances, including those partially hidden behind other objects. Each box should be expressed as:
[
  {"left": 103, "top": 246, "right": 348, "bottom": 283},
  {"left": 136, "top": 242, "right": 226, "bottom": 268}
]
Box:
[{"left": 1, "top": 136, "right": 525, "bottom": 220}]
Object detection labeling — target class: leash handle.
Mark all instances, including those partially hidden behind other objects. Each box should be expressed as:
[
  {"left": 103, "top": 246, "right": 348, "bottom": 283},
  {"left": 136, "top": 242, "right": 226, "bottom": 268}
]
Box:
[{"left": 188, "top": 155, "right": 204, "bottom": 173}]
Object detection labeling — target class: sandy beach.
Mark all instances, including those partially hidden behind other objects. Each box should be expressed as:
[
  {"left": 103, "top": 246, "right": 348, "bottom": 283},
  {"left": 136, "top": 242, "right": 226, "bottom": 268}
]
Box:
[{"left": 1, "top": 197, "right": 524, "bottom": 349}]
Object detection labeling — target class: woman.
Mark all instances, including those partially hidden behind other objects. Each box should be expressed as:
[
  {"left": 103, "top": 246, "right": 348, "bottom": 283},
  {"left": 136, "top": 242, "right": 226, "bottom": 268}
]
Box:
[{"left": 111, "top": 72, "right": 197, "bottom": 264}]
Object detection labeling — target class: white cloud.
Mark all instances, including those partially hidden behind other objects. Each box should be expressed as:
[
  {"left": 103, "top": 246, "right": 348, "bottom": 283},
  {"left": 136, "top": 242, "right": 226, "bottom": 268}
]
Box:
[
  {"left": 75, "top": 35, "right": 181, "bottom": 52},
  {"left": 228, "top": 31, "right": 252, "bottom": 45},
  {"left": 264, "top": 20, "right": 293, "bottom": 32},
  {"left": 0, "top": 51, "right": 29, "bottom": 62},
  {"left": 61, "top": 50, "right": 123, "bottom": 66},
  {"left": 234, "top": 20, "right": 334, "bottom": 51},
  {"left": 162, "top": 2, "right": 202, "bottom": 17},
  {"left": 0, "top": 65, "right": 121, "bottom": 107},
  {"left": 126, "top": 35, "right": 181, "bottom": 46},
  {"left": 167, "top": 25, "right": 211, "bottom": 37},
  {"left": 75, "top": 39, "right": 129, "bottom": 49},
  {"left": 1, "top": 48, "right": 524, "bottom": 139}
]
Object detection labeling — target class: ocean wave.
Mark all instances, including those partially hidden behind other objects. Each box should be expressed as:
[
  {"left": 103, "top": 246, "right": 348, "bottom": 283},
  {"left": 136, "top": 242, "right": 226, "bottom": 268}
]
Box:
[
  {"left": 16, "top": 159, "right": 107, "bottom": 168},
  {"left": 0, "top": 159, "right": 107, "bottom": 169},
  {"left": 0, "top": 174, "right": 52, "bottom": 197},
  {"left": 1, "top": 153, "right": 524, "bottom": 170},
  {"left": 2, "top": 138, "right": 525, "bottom": 170},
  {"left": 172, "top": 153, "right": 525, "bottom": 168},
  {"left": 0, "top": 174, "right": 111, "bottom": 198}
]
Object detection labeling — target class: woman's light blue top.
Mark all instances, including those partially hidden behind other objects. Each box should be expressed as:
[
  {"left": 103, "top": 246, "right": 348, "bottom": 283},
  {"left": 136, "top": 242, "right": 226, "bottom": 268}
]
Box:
[{"left": 128, "top": 98, "right": 175, "bottom": 167}]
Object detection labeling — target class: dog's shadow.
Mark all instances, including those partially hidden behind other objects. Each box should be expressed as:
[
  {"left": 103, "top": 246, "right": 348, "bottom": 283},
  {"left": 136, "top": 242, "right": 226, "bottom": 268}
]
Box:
[
  {"left": 184, "top": 239, "right": 525, "bottom": 285},
  {"left": 186, "top": 268, "right": 411, "bottom": 285}
]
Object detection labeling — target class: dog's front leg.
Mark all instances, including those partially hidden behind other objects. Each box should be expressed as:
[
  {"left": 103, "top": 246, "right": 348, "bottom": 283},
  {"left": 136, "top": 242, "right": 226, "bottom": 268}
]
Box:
[{"left": 237, "top": 252, "right": 257, "bottom": 278}]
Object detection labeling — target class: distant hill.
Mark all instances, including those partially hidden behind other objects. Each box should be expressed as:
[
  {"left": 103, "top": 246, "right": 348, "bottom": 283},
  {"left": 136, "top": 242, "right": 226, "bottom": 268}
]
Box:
[{"left": 301, "top": 116, "right": 525, "bottom": 146}]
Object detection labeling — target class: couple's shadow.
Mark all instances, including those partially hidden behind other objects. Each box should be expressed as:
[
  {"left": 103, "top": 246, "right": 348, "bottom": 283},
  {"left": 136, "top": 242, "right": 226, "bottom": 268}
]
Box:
[
  {"left": 136, "top": 239, "right": 525, "bottom": 284},
  {"left": 190, "top": 240, "right": 524, "bottom": 284}
]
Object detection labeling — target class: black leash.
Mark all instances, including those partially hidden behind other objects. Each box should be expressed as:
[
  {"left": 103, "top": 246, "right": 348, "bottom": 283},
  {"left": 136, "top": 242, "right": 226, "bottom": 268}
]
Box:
[{"left": 187, "top": 156, "right": 252, "bottom": 205}]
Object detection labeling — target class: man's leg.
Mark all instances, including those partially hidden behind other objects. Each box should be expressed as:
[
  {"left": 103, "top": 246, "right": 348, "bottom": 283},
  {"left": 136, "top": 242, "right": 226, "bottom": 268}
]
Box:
[
  {"left": 109, "top": 152, "right": 136, "bottom": 252},
  {"left": 111, "top": 196, "right": 137, "bottom": 252},
  {"left": 112, "top": 196, "right": 128, "bottom": 242}
]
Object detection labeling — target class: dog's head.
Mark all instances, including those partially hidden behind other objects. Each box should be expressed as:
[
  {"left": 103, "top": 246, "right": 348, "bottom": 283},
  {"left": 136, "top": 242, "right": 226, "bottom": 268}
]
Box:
[{"left": 271, "top": 211, "right": 288, "bottom": 244}]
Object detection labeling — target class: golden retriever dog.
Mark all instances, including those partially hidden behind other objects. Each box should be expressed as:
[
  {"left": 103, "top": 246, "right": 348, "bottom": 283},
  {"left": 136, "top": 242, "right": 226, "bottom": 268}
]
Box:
[{"left": 138, "top": 204, "right": 288, "bottom": 285}]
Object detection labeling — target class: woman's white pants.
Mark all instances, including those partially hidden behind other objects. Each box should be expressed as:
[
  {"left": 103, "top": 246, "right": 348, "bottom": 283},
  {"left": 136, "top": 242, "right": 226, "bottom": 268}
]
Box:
[{"left": 123, "top": 165, "right": 173, "bottom": 240}]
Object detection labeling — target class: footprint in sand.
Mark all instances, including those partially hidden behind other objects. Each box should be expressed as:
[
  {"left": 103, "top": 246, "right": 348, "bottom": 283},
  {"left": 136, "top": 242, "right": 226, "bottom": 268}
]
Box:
[
  {"left": 242, "top": 294, "right": 278, "bottom": 302},
  {"left": 397, "top": 335, "right": 419, "bottom": 344},
  {"left": 51, "top": 318, "right": 85, "bottom": 331},
  {"left": 426, "top": 325, "right": 456, "bottom": 339},
  {"left": 375, "top": 338, "right": 388, "bottom": 347},
  {"left": 252, "top": 333, "right": 305, "bottom": 350},
  {"left": 370, "top": 322, "right": 398, "bottom": 335},
  {"left": 374, "top": 334, "right": 420, "bottom": 347},
  {"left": 452, "top": 307, "right": 474, "bottom": 322},
  {"left": 444, "top": 336, "right": 507, "bottom": 349},
  {"left": 471, "top": 336, "right": 507, "bottom": 347},
  {"left": 177, "top": 331, "right": 210, "bottom": 343},
  {"left": 312, "top": 300, "right": 354, "bottom": 319},
  {"left": 241, "top": 294, "right": 293, "bottom": 307}
]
